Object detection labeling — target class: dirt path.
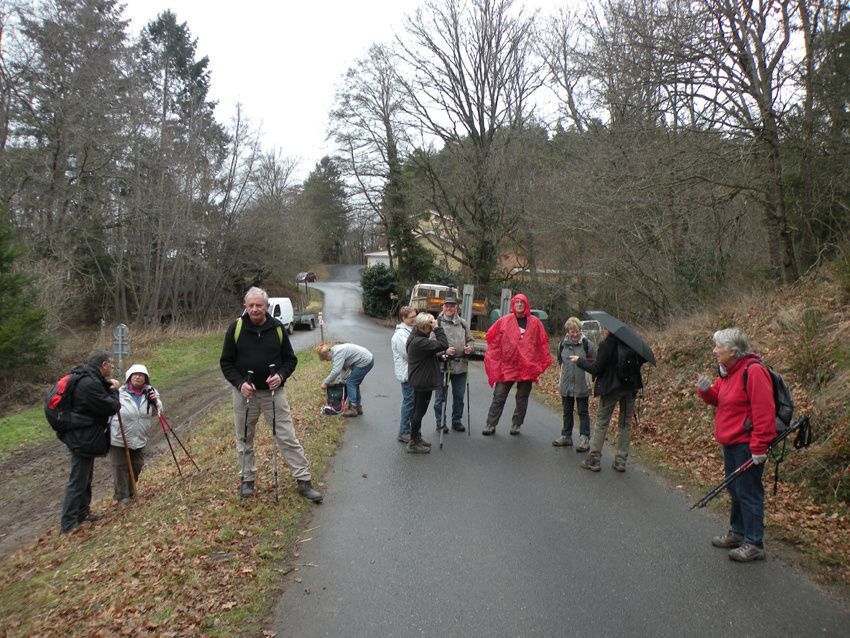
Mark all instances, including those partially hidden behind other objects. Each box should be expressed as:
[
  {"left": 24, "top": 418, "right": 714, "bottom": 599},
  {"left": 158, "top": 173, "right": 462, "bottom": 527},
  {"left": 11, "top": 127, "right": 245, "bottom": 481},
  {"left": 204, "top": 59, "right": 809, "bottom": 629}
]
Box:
[{"left": 0, "top": 366, "right": 229, "bottom": 556}]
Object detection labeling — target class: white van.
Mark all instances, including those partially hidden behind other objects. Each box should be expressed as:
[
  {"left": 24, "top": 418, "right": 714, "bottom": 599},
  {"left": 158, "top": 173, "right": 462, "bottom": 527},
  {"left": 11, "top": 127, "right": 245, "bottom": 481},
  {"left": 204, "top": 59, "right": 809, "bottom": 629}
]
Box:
[{"left": 268, "top": 297, "right": 295, "bottom": 334}]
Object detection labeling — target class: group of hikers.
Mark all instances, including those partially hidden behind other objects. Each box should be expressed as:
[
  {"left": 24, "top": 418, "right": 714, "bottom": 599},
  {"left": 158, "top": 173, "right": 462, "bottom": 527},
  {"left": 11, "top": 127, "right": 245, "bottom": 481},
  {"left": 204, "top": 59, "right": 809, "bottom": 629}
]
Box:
[{"left": 55, "top": 285, "right": 779, "bottom": 562}]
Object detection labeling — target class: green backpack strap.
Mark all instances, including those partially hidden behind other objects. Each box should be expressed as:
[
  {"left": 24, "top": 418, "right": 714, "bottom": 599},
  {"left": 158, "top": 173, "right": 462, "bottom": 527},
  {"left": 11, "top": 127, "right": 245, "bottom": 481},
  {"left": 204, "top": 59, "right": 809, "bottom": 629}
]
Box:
[{"left": 234, "top": 317, "right": 283, "bottom": 344}]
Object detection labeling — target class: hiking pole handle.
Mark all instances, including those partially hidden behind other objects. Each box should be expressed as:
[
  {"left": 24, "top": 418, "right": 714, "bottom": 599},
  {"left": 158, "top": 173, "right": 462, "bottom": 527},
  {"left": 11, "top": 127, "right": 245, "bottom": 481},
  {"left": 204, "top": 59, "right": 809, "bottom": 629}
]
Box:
[{"left": 690, "top": 458, "right": 754, "bottom": 510}]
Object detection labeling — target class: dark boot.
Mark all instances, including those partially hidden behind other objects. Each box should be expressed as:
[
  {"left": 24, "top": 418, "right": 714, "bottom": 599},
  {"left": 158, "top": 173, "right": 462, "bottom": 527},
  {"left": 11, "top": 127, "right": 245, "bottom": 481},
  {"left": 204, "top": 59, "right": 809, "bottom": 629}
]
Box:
[
  {"left": 297, "top": 479, "right": 323, "bottom": 503},
  {"left": 239, "top": 480, "right": 255, "bottom": 499}
]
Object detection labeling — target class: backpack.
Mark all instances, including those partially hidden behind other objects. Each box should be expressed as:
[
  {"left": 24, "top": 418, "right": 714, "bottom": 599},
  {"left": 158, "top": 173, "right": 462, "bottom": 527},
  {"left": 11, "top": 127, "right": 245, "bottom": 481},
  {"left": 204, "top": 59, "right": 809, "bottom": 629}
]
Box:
[
  {"left": 234, "top": 317, "right": 284, "bottom": 344},
  {"left": 743, "top": 361, "right": 795, "bottom": 440},
  {"left": 44, "top": 370, "right": 85, "bottom": 434},
  {"left": 321, "top": 383, "right": 347, "bottom": 416},
  {"left": 615, "top": 341, "right": 643, "bottom": 385}
]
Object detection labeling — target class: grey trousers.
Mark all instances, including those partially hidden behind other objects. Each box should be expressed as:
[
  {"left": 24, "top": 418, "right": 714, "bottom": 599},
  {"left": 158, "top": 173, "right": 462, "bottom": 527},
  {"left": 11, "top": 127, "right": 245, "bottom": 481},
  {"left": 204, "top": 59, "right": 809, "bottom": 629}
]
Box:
[
  {"left": 109, "top": 445, "right": 145, "bottom": 501},
  {"left": 486, "top": 381, "right": 532, "bottom": 428},
  {"left": 589, "top": 388, "right": 636, "bottom": 461},
  {"left": 232, "top": 387, "right": 311, "bottom": 482}
]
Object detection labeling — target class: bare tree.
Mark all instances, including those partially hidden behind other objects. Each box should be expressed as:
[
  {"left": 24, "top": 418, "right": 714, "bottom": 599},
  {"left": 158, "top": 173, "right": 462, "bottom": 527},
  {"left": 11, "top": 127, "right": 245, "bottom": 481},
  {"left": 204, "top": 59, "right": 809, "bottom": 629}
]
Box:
[{"left": 395, "top": 0, "right": 542, "bottom": 288}]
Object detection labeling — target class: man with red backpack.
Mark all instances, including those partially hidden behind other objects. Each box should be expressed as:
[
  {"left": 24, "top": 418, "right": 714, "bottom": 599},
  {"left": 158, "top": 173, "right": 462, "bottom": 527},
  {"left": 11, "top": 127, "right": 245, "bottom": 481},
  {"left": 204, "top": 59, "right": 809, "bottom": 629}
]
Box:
[{"left": 58, "top": 351, "right": 120, "bottom": 534}]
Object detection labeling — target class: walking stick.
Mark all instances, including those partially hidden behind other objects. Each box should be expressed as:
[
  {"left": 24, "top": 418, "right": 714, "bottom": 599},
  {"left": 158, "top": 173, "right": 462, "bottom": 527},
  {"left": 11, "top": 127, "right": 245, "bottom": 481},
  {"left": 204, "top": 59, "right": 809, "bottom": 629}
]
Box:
[
  {"left": 466, "top": 366, "right": 471, "bottom": 437},
  {"left": 439, "top": 359, "right": 450, "bottom": 450},
  {"left": 269, "top": 364, "right": 279, "bottom": 502},
  {"left": 690, "top": 416, "right": 812, "bottom": 510},
  {"left": 240, "top": 371, "right": 254, "bottom": 486},
  {"left": 115, "top": 409, "right": 138, "bottom": 499},
  {"left": 158, "top": 412, "right": 201, "bottom": 471}
]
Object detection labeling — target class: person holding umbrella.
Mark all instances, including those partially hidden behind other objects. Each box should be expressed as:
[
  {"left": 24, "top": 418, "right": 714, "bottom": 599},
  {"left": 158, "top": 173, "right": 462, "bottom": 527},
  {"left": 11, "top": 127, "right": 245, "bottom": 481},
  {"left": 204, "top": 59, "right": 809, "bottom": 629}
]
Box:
[
  {"left": 569, "top": 310, "right": 653, "bottom": 472},
  {"left": 108, "top": 364, "right": 162, "bottom": 505}
]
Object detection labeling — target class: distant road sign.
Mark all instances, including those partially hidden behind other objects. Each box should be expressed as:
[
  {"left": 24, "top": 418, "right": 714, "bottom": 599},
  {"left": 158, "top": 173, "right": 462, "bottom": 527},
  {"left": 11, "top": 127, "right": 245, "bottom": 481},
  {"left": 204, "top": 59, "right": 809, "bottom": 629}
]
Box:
[{"left": 113, "top": 323, "right": 129, "bottom": 339}]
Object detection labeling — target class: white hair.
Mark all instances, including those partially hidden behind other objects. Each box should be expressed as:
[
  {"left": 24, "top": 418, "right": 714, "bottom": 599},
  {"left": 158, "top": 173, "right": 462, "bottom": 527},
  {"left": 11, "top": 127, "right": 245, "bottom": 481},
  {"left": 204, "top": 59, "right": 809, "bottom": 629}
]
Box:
[
  {"left": 244, "top": 286, "right": 269, "bottom": 303},
  {"left": 712, "top": 328, "right": 749, "bottom": 358}
]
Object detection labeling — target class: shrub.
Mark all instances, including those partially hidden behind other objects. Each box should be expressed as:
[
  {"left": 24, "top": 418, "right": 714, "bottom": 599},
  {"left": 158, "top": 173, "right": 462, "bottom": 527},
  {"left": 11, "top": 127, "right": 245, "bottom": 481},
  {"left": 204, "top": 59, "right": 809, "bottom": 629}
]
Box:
[{"left": 360, "top": 264, "right": 397, "bottom": 318}]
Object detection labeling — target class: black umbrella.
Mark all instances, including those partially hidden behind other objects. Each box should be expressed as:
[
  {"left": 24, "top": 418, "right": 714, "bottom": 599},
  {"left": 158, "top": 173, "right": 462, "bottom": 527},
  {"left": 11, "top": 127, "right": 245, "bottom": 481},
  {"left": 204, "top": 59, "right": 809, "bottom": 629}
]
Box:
[{"left": 585, "top": 310, "right": 656, "bottom": 365}]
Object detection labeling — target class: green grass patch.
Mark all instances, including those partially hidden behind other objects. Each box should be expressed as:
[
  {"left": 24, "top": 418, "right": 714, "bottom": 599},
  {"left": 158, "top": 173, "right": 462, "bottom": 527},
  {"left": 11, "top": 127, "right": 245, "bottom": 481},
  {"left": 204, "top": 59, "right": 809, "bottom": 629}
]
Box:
[
  {"left": 0, "top": 332, "right": 224, "bottom": 458},
  {"left": 0, "top": 351, "right": 346, "bottom": 638}
]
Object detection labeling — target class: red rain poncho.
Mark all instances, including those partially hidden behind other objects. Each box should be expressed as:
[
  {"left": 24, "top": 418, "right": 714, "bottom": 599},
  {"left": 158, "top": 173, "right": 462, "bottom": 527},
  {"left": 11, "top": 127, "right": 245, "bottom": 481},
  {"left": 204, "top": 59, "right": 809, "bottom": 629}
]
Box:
[{"left": 484, "top": 294, "right": 552, "bottom": 386}]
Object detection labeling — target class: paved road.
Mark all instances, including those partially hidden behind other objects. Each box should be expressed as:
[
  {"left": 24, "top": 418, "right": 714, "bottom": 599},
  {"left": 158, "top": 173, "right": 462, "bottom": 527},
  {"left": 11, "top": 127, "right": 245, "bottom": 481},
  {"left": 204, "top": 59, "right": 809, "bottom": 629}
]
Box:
[{"left": 271, "top": 266, "right": 850, "bottom": 637}]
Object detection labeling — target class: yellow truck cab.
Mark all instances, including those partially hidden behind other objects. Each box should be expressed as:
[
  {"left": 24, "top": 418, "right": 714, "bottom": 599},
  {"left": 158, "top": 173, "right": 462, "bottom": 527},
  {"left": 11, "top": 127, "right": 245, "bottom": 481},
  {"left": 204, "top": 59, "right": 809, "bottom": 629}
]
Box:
[{"left": 408, "top": 283, "right": 489, "bottom": 357}]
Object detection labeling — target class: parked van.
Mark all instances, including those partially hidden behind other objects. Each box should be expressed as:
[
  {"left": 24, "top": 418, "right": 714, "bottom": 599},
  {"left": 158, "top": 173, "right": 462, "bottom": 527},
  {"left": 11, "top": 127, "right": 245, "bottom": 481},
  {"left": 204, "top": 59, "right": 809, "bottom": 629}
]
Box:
[{"left": 268, "top": 297, "right": 295, "bottom": 334}]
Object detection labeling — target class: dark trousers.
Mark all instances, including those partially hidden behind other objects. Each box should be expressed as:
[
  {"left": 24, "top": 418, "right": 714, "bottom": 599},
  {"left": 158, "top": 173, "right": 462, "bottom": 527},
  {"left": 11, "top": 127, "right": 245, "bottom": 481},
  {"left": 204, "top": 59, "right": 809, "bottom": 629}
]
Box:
[
  {"left": 486, "top": 381, "right": 532, "bottom": 428},
  {"left": 410, "top": 389, "right": 434, "bottom": 441},
  {"left": 61, "top": 451, "right": 95, "bottom": 531},
  {"left": 561, "top": 395, "right": 591, "bottom": 437},
  {"left": 723, "top": 442, "right": 766, "bottom": 546},
  {"left": 109, "top": 445, "right": 145, "bottom": 501}
]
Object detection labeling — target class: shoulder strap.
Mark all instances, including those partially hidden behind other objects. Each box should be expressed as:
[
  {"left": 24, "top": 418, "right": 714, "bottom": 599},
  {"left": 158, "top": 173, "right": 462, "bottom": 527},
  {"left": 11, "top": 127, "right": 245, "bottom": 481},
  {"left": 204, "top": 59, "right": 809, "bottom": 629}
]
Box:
[
  {"left": 742, "top": 360, "right": 759, "bottom": 394},
  {"left": 582, "top": 336, "right": 590, "bottom": 357},
  {"left": 234, "top": 317, "right": 283, "bottom": 345}
]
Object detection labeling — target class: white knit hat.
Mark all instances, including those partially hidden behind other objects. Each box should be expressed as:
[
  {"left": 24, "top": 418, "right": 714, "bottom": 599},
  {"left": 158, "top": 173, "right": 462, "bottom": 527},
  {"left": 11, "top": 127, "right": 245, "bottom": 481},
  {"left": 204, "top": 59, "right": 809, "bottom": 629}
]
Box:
[{"left": 125, "top": 364, "right": 151, "bottom": 384}]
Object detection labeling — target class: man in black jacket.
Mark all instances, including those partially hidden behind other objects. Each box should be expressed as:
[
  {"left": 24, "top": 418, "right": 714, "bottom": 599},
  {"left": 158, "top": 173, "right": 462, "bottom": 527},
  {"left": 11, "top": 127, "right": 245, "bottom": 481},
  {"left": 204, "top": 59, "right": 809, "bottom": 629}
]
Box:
[
  {"left": 60, "top": 351, "right": 120, "bottom": 534},
  {"left": 220, "top": 287, "right": 322, "bottom": 503}
]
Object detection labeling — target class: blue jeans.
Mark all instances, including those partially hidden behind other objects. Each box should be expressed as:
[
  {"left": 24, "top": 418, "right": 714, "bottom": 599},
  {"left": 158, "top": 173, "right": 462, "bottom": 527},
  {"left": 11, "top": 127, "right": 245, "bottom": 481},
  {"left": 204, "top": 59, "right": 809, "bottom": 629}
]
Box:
[
  {"left": 723, "top": 442, "right": 766, "bottom": 547},
  {"left": 345, "top": 358, "right": 374, "bottom": 407},
  {"left": 561, "top": 395, "right": 590, "bottom": 437},
  {"left": 433, "top": 372, "right": 467, "bottom": 427},
  {"left": 399, "top": 381, "right": 414, "bottom": 436}
]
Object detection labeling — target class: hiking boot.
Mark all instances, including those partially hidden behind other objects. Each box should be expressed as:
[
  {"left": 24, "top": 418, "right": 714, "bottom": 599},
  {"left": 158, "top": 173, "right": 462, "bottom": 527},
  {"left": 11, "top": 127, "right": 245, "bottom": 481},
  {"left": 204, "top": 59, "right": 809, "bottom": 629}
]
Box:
[
  {"left": 407, "top": 439, "right": 431, "bottom": 454},
  {"left": 482, "top": 424, "right": 496, "bottom": 436},
  {"left": 552, "top": 436, "right": 572, "bottom": 447},
  {"left": 612, "top": 457, "right": 627, "bottom": 472},
  {"left": 297, "top": 480, "right": 323, "bottom": 503},
  {"left": 581, "top": 453, "right": 601, "bottom": 472},
  {"left": 342, "top": 406, "right": 358, "bottom": 417},
  {"left": 510, "top": 424, "right": 521, "bottom": 436},
  {"left": 451, "top": 422, "right": 466, "bottom": 432},
  {"left": 355, "top": 405, "right": 363, "bottom": 415},
  {"left": 436, "top": 424, "right": 449, "bottom": 433},
  {"left": 729, "top": 543, "right": 765, "bottom": 562},
  {"left": 711, "top": 532, "right": 744, "bottom": 549},
  {"left": 60, "top": 523, "right": 81, "bottom": 535},
  {"left": 397, "top": 433, "right": 411, "bottom": 444},
  {"left": 575, "top": 435, "right": 590, "bottom": 453},
  {"left": 79, "top": 513, "right": 103, "bottom": 523},
  {"left": 239, "top": 480, "right": 255, "bottom": 499},
  {"left": 118, "top": 498, "right": 133, "bottom": 506}
]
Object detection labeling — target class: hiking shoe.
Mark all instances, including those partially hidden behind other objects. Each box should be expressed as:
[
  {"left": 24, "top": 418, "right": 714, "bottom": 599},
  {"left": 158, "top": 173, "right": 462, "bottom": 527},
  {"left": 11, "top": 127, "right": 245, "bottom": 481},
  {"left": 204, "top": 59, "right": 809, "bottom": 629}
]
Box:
[
  {"left": 581, "top": 453, "right": 601, "bottom": 472},
  {"left": 552, "top": 436, "right": 572, "bottom": 447},
  {"left": 612, "top": 457, "right": 627, "bottom": 472},
  {"left": 407, "top": 439, "right": 431, "bottom": 454},
  {"left": 575, "top": 435, "right": 590, "bottom": 452},
  {"left": 79, "top": 513, "right": 103, "bottom": 523},
  {"left": 342, "top": 406, "right": 358, "bottom": 417},
  {"left": 239, "top": 480, "right": 255, "bottom": 499},
  {"left": 397, "top": 433, "right": 411, "bottom": 444},
  {"left": 451, "top": 422, "right": 466, "bottom": 432},
  {"left": 118, "top": 498, "right": 133, "bottom": 506},
  {"left": 482, "top": 425, "right": 496, "bottom": 436},
  {"left": 297, "top": 480, "right": 323, "bottom": 503},
  {"left": 436, "top": 424, "right": 449, "bottom": 433},
  {"left": 355, "top": 405, "right": 363, "bottom": 415},
  {"left": 729, "top": 543, "right": 765, "bottom": 562},
  {"left": 60, "top": 523, "right": 81, "bottom": 535},
  {"left": 419, "top": 438, "right": 432, "bottom": 448},
  {"left": 510, "top": 424, "right": 521, "bottom": 435},
  {"left": 712, "top": 532, "right": 744, "bottom": 549}
]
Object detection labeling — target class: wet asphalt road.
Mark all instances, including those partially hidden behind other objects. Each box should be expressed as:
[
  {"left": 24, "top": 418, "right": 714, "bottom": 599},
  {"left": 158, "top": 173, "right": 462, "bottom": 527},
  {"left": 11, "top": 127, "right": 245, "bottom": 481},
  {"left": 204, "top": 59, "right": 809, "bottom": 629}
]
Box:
[{"left": 271, "top": 266, "right": 850, "bottom": 637}]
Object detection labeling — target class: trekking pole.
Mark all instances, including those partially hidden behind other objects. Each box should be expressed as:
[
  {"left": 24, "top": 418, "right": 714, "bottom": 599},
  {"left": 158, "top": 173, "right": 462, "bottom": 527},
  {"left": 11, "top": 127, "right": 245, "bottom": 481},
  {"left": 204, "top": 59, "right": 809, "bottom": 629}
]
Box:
[
  {"left": 158, "top": 412, "right": 201, "bottom": 472},
  {"left": 243, "top": 371, "right": 254, "bottom": 444},
  {"left": 439, "top": 359, "right": 450, "bottom": 450},
  {"left": 144, "top": 386, "right": 182, "bottom": 476},
  {"left": 115, "top": 409, "right": 138, "bottom": 499},
  {"left": 466, "top": 367, "right": 471, "bottom": 437},
  {"left": 269, "top": 364, "right": 279, "bottom": 502},
  {"left": 690, "top": 416, "right": 812, "bottom": 510}
]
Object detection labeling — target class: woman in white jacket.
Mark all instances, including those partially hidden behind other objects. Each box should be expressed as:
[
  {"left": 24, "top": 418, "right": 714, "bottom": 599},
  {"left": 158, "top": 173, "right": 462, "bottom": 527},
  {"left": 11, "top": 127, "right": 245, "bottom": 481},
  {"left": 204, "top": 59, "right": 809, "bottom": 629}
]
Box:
[
  {"left": 109, "top": 364, "right": 162, "bottom": 504},
  {"left": 391, "top": 306, "right": 417, "bottom": 443}
]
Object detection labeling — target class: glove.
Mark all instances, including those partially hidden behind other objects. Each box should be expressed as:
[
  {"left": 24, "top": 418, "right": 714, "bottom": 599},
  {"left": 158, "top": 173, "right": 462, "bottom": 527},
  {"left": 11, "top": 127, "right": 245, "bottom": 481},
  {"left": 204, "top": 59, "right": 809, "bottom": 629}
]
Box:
[
  {"left": 696, "top": 376, "right": 712, "bottom": 392},
  {"left": 752, "top": 454, "right": 767, "bottom": 465}
]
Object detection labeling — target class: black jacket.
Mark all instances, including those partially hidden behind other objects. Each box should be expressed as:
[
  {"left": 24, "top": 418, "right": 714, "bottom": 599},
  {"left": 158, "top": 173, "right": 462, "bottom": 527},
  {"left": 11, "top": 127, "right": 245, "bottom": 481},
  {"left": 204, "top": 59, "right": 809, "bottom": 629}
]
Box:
[
  {"left": 406, "top": 326, "right": 449, "bottom": 391},
  {"left": 61, "top": 365, "right": 120, "bottom": 457},
  {"left": 576, "top": 334, "right": 643, "bottom": 397},
  {"left": 220, "top": 312, "right": 297, "bottom": 390}
]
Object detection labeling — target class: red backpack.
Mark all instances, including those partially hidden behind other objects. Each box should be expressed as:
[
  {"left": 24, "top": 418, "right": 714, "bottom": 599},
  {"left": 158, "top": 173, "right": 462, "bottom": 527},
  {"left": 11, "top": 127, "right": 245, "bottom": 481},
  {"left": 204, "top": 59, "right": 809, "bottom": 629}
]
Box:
[{"left": 44, "top": 369, "right": 85, "bottom": 434}]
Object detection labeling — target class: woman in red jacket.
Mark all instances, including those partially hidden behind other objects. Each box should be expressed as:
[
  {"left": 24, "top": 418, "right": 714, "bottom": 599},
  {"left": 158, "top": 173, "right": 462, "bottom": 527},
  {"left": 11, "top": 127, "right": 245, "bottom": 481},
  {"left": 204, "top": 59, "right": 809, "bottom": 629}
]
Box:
[{"left": 696, "top": 328, "right": 776, "bottom": 562}]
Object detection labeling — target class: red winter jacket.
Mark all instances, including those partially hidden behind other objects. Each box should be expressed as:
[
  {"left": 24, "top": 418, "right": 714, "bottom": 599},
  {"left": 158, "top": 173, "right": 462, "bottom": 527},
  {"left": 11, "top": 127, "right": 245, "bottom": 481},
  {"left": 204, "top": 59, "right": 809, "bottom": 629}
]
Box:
[
  {"left": 696, "top": 353, "right": 776, "bottom": 455},
  {"left": 484, "top": 294, "right": 552, "bottom": 386}
]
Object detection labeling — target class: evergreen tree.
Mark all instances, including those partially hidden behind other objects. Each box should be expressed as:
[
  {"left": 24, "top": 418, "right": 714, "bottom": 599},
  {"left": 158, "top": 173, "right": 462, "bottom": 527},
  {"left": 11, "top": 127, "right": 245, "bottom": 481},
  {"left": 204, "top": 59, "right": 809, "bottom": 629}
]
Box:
[
  {"left": 301, "top": 157, "right": 350, "bottom": 263},
  {"left": 0, "top": 217, "right": 52, "bottom": 383}
]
